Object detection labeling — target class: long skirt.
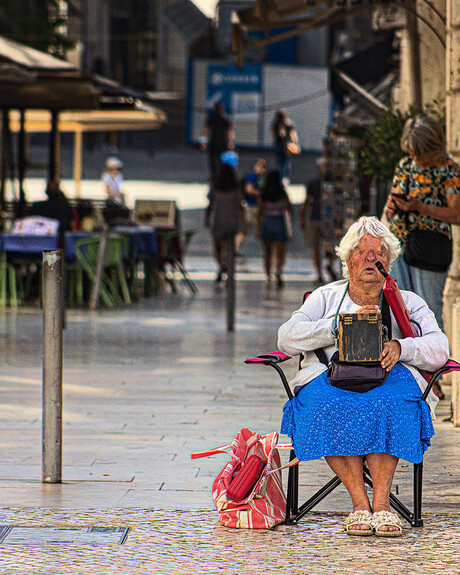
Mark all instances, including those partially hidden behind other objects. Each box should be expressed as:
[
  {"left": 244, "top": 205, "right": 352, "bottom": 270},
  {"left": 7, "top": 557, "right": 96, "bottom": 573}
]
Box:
[{"left": 280, "top": 363, "right": 434, "bottom": 464}]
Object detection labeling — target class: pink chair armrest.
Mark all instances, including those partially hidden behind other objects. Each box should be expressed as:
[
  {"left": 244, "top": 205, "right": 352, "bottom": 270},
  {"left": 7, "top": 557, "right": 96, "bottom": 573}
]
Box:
[
  {"left": 440, "top": 359, "right": 460, "bottom": 374},
  {"left": 245, "top": 351, "right": 292, "bottom": 365}
]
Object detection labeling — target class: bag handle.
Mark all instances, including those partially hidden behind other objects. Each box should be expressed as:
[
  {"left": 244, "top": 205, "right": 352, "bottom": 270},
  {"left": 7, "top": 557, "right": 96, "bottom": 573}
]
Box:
[
  {"left": 191, "top": 435, "right": 262, "bottom": 460},
  {"left": 191, "top": 445, "right": 231, "bottom": 459},
  {"left": 265, "top": 455, "right": 300, "bottom": 476},
  {"left": 191, "top": 438, "right": 297, "bottom": 464}
]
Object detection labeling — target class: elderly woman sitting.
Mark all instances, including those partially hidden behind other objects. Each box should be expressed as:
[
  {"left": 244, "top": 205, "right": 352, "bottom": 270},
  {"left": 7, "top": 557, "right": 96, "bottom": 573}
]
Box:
[{"left": 278, "top": 216, "right": 449, "bottom": 537}]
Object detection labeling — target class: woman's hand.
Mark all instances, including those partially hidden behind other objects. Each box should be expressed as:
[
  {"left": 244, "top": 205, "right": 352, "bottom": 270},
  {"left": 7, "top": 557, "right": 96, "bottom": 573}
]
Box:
[
  {"left": 380, "top": 340, "right": 401, "bottom": 372},
  {"left": 384, "top": 196, "right": 397, "bottom": 219},
  {"left": 392, "top": 196, "right": 421, "bottom": 212}
]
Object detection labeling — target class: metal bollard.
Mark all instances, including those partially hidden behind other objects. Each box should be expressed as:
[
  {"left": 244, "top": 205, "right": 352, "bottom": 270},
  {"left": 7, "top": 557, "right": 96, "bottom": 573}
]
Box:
[
  {"left": 42, "top": 249, "right": 63, "bottom": 483},
  {"left": 226, "top": 235, "right": 235, "bottom": 332}
]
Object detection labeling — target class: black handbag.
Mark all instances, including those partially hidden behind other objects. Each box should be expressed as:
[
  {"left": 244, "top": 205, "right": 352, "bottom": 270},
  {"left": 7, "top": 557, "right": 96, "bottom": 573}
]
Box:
[
  {"left": 327, "top": 351, "right": 388, "bottom": 393},
  {"left": 403, "top": 228, "right": 452, "bottom": 272}
]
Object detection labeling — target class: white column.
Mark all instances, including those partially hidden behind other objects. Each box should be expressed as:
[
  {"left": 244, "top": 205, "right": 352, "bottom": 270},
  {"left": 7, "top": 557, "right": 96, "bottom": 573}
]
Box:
[
  {"left": 452, "top": 302, "right": 460, "bottom": 426},
  {"left": 443, "top": 0, "right": 460, "bottom": 345}
]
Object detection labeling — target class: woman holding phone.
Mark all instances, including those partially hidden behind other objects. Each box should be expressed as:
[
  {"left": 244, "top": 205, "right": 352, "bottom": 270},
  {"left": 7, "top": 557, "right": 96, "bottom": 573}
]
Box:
[{"left": 384, "top": 115, "right": 460, "bottom": 398}]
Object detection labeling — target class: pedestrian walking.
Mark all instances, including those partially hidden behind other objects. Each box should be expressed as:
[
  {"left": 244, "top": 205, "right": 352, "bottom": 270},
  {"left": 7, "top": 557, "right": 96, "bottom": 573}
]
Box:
[
  {"left": 201, "top": 102, "right": 235, "bottom": 181},
  {"left": 236, "top": 158, "right": 267, "bottom": 255},
  {"left": 257, "top": 170, "right": 292, "bottom": 288},
  {"left": 205, "top": 163, "right": 246, "bottom": 282},
  {"left": 270, "top": 109, "right": 299, "bottom": 183}
]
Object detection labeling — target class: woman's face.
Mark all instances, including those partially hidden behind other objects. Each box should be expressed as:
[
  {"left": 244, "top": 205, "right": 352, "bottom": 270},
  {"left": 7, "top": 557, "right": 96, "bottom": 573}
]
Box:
[
  {"left": 409, "top": 148, "right": 443, "bottom": 168},
  {"left": 347, "top": 234, "right": 390, "bottom": 285}
]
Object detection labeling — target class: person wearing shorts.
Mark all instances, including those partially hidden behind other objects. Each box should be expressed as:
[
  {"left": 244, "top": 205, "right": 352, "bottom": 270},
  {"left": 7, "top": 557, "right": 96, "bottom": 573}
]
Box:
[{"left": 257, "top": 170, "right": 292, "bottom": 288}]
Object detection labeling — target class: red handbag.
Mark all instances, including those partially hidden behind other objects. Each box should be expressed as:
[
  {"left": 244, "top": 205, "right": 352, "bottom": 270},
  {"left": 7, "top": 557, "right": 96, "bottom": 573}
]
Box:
[
  {"left": 191, "top": 429, "right": 299, "bottom": 529},
  {"left": 227, "top": 454, "right": 266, "bottom": 502}
]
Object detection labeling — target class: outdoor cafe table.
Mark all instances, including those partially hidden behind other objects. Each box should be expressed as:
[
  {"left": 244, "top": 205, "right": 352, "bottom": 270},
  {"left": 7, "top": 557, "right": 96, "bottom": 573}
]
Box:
[
  {"left": 0, "top": 227, "right": 158, "bottom": 262},
  {"left": 0, "top": 226, "right": 159, "bottom": 304}
]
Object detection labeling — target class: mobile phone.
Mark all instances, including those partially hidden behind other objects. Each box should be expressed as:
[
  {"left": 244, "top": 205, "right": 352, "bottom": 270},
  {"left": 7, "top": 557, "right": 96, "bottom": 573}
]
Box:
[{"left": 391, "top": 192, "right": 408, "bottom": 200}]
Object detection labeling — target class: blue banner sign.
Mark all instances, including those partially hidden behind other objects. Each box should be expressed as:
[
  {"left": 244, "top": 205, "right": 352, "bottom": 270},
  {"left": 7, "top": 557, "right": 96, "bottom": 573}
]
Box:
[{"left": 206, "top": 63, "right": 262, "bottom": 120}]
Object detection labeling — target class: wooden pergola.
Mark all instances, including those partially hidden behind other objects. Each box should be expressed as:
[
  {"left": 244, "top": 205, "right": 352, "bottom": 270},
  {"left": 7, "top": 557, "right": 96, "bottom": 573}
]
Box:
[{"left": 8, "top": 107, "right": 167, "bottom": 197}]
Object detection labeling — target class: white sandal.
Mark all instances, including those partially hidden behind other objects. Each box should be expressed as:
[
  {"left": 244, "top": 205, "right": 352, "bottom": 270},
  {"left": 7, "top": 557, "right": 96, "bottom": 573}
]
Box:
[
  {"left": 344, "top": 510, "right": 373, "bottom": 536},
  {"left": 371, "top": 510, "right": 403, "bottom": 537}
]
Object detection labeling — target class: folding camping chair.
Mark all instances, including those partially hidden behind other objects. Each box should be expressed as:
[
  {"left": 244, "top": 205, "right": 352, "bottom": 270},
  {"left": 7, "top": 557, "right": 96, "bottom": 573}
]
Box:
[{"left": 245, "top": 292, "right": 460, "bottom": 527}]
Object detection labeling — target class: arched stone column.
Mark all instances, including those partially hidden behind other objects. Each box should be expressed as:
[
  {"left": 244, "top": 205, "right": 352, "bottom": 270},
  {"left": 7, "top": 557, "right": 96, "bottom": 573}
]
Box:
[{"left": 445, "top": 0, "right": 460, "bottom": 423}]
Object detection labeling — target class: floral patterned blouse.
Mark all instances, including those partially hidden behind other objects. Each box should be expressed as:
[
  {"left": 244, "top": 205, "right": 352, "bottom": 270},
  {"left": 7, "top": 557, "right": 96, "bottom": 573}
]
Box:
[{"left": 389, "top": 155, "right": 460, "bottom": 242}]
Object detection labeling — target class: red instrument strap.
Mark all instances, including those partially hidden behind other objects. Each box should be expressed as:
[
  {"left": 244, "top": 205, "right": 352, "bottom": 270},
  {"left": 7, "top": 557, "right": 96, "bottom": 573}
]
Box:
[{"left": 191, "top": 445, "right": 231, "bottom": 459}]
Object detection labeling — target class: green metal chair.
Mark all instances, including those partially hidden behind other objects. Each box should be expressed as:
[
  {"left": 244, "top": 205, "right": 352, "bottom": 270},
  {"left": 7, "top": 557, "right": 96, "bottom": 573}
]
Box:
[
  {"left": 66, "top": 261, "right": 84, "bottom": 307},
  {"left": 73, "top": 233, "right": 131, "bottom": 307},
  {"left": 0, "top": 252, "right": 18, "bottom": 309}
]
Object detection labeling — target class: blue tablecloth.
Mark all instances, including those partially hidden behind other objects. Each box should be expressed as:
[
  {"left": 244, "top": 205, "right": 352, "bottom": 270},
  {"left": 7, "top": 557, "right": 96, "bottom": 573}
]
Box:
[
  {"left": 1, "top": 228, "right": 158, "bottom": 264},
  {"left": 0, "top": 234, "right": 59, "bottom": 257},
  {"left": 111, "top": 226, "right": 159, "bottom": 262}
]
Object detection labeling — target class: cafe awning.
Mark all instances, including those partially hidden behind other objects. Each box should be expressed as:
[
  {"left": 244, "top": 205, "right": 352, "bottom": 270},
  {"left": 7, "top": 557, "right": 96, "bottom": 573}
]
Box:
[
  {"left": 0, "top": 35, "right": 99, "bottom": 109},
  {"left": 8, "top": 108, "right": 167, "bottom": 133},
  {"left": 8, "top": 107, "right": 167, "bottom": 195},
  {"left": 0, "top": 34, "right": 168, "bottom": 204}
]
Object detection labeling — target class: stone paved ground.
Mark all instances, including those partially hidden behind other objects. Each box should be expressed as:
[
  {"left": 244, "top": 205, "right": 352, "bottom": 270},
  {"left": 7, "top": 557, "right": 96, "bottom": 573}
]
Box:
[
  {"left": 0, "top": 508, "right": 459, "bottom": 574},
  {"left": 1, "top": 271, "right": 460, "bottom": 573}
]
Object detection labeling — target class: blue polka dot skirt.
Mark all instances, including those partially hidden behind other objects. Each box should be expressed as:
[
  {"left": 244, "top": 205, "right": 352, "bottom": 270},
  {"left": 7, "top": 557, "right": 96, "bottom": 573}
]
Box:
[{"left": 280, "top": 363, "right": 434, "bottom": 464}]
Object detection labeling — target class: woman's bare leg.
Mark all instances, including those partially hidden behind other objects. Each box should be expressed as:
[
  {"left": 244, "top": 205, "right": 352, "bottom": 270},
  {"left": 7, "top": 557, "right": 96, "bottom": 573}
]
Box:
[
  {"left": 366, "top": 452, "right": 399, "bottom": 532},
  {"left": 214, "top": 238, "right": 225, "bottom": 268},
  {"left": 275, "top": 241, "right": 286, "bottom": 275},
  {"left": 235, "top": 231, "right": 246, "bottom": 253},
  {"left": 263, "top": 241, "right": 273, "bottom": 280},
  {"left": 325, "top": 455, "right": 371, "bottom": 532}
]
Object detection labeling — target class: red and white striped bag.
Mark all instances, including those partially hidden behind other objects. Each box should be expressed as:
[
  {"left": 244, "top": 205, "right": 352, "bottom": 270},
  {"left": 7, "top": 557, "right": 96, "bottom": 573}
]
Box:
[{"left": 191, "top": 428, "right": 297, "bottom": 529}]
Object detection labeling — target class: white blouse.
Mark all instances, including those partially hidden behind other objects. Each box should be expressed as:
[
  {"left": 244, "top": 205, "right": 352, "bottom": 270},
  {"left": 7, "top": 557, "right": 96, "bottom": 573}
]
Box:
[
  {"left": 277, "top": 279, "right": 450, "bottom": 415},
  {"left": 103, "top": 172, "right": 124, "bottom": 205}
]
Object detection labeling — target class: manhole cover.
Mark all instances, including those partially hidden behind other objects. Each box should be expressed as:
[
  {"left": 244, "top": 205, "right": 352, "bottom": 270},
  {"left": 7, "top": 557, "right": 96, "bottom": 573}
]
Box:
[{"left": 0, "top": 526, "right": 130, "bottom": 545}]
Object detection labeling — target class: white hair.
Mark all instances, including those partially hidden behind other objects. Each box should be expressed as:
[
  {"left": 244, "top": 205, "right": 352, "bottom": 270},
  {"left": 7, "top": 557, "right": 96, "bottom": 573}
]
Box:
[
  {"left": 335, "top": 216, "right": 402, "bottom": 279},
  {"left": 105, "top": 156, "right": 123, "bottom": 169}
]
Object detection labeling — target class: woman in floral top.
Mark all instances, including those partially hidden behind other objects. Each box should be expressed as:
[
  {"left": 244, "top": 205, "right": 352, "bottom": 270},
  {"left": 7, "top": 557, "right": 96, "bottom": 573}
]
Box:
[{"left": 384, "top": 115, "right": 460, "bottom": 337}]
